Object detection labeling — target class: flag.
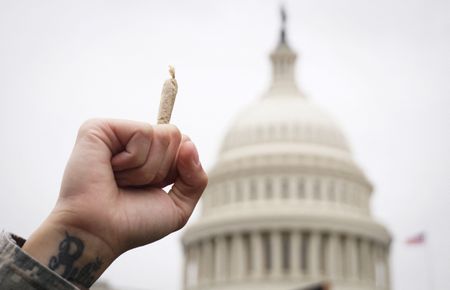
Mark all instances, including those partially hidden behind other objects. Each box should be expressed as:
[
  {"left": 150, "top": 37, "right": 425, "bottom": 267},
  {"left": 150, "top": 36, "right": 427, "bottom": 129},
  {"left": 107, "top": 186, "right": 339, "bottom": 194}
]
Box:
[{"left": 406, "top": 232, "right": 425, "bottom": 245}]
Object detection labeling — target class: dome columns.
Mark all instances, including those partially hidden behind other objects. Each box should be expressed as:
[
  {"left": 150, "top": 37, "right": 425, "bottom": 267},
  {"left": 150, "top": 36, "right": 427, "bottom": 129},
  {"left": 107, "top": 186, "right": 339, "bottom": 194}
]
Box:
[{"left": 183, "top": 229, "right": 389, "bottom": 290}]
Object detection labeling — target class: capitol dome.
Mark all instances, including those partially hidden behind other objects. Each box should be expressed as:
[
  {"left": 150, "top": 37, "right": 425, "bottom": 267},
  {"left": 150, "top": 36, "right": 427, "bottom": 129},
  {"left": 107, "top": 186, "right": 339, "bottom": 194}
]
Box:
[{"left": 182, "top": 10, "right": 391, "bottom": 290}]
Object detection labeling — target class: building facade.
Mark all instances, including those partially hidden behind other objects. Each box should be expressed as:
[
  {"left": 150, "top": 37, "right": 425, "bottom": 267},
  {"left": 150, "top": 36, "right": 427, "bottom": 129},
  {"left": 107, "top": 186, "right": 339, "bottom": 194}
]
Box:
[{"left": 182, "top": 14, "right": 391, "bottom": 290}]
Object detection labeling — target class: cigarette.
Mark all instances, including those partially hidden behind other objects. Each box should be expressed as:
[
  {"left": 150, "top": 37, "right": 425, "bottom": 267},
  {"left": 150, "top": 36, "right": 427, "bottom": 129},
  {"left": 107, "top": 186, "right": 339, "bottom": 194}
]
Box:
[{"left": 157, "top": 65, "right": 178, "bottom": 124}]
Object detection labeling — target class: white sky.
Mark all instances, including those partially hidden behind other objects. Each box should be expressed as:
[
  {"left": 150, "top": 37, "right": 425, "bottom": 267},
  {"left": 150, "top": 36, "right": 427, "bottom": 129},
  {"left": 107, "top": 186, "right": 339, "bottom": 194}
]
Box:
[{"left": 0, "top": 1, "right": 449, "bottom": 289}]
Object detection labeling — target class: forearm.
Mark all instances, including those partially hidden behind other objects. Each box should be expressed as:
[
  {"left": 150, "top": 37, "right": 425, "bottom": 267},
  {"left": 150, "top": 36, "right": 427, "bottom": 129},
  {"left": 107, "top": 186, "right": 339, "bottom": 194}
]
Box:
[{"left": 22, "top": 219, "right": 116, "bottom": 290}]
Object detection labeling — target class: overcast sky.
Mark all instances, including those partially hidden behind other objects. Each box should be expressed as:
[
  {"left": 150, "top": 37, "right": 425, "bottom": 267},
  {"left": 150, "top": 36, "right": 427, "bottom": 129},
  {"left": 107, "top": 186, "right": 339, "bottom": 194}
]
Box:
[{"left": 0, "top": 1, "right": 449, "bottom": 289}]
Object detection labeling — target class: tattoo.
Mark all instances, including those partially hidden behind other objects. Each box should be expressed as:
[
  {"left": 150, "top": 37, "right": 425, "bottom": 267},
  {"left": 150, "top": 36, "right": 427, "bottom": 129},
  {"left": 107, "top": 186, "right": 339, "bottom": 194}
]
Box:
[{"left": 48, "top": 232, "right": 102, "bottom": 287}]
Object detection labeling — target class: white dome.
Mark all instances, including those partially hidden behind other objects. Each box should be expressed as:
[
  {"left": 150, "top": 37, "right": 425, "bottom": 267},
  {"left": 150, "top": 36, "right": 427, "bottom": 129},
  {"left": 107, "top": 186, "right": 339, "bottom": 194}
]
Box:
[{"left": 221, "top": 95, "right": 350, "bottom": 154}]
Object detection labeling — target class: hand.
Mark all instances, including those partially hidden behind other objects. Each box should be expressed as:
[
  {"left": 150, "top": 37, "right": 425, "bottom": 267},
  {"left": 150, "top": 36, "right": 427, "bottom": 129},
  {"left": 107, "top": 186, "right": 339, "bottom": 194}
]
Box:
[{"left": 22, "top": 119, "right": 208, "bottom": 289}]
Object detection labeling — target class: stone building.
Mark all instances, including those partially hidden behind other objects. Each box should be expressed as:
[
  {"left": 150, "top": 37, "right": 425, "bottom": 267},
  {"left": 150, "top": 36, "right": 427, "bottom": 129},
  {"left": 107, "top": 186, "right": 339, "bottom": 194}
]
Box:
[{"left": 181, "top": 11, "right": 391, "bottom": 290}]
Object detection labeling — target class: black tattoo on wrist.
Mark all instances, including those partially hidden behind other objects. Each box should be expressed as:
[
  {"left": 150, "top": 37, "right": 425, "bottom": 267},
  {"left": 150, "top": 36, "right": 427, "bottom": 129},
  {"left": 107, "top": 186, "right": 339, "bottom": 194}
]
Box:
[{"left": 48, "top": 232, "right": 102, "bottom": 287}]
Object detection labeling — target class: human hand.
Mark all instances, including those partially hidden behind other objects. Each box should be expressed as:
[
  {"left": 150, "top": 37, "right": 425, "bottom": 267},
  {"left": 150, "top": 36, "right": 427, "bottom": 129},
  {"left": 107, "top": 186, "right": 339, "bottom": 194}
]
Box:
[{"left": 22, "top": 119, "right": 208, "bottom": 289}]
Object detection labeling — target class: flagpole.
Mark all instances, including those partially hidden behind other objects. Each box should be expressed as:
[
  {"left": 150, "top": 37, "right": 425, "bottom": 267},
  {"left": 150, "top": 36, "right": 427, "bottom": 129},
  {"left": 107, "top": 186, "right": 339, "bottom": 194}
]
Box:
[{"left": 424, "top": 235, "right": 434, "bottom": 290}]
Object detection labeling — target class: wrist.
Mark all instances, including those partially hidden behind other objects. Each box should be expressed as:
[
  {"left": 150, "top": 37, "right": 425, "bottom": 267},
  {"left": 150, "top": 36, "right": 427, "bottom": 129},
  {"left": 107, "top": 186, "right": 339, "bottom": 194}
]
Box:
[{"left": 23, "top": 218, "right": 117, "bottom": 289}]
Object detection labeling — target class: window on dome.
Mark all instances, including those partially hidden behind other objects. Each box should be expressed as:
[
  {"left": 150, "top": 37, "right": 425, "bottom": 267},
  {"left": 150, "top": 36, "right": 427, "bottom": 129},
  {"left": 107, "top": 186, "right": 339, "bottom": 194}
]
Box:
[
  {"left": 354, "top": 188, "right": 360, "bottom": 207},
  {"left": 327, "top": 180, "right": 335, "bottom": 202},
  {"left": 223, "top": 183, "right": 231, "bottom": 205},
  {"left": 281, "top": 177, "right": 289, "bottom": 199},
  {"left": 256, "top": 127, "right": 263, "bottom": 142},
  {"left": 268, "top": 125, "right": 276, "bottom": 140},
  {"left": 305, "top": 124, "right": 312, "bottom": 141},
  {"left": 313, "top": 179, "right": 321, "bottom": 200},
  {"left": 341, "top": 183, "right": 348, "bottom": 204},
  {"left": 294, "top": 125, "right": 300, "bottom": 140},
  {"left": 249, "top": 179, "right": 257, "bottom": 200},
  {"left": 265, "top": 178, "right": 273, "bottom": 199},
  {"left": 280, "top": 124, "right": 288, "bottom": 139},
  {"left": 297, "top": 179, "right": 305, "bottom": 199},
  {"left": 349, "top": 187, "right": 356, "bottom": 206},
  {"left": 236, "top": 180, "right": 243, "bottom": 202}
]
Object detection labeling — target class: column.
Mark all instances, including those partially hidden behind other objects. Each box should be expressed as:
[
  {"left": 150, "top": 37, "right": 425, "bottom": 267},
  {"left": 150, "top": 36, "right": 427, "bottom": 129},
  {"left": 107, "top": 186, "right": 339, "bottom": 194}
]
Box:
[
  {"left": 291, "top": 231, "right": 301, "bottom": 277},
  {"left": 271, "top": 231, "right": 282, "bottom": 278},
  {"left": 346, "top": 235, "right": 358, "bottom": 281},
  {"left": 203, "top": 239, "right": 214, "bottom": 285},
  {"left": 189, "top": 243, "right": 200, "bottom": 289},
  {"left": 371, "top": 242, "right": 379, "bottom": 286},
  {"left": 367, "top": 242, "right": 375, "bottom": 283},
  {"left": 250, "top": 231, "right": 263, "bottom": 279},
  {"left": 326, "top": 233, "right": 339, "bottom": 280},
  {"left": 308, "top": 231, "right": 320, "bottom": 278},
  {"left": 198, "top": 241, "right": 206, "bottom": 286},
  {"left": 230, "top": 233, "right": 246, "bottom": 281},
  {"left": 374, "top": 244, "right": 385, "bottom": 289},
  {"left": 383, "top": 245, "right": 391, "bottom": 289},
  {"left": 183, "top": 245, "right": 190, "bottom": 289},
  {"left": 360, "top": 239, "right": 370, "bottom": 282},
  {"left": 214, "top": 235, "right": 227, "bottom": 283}
]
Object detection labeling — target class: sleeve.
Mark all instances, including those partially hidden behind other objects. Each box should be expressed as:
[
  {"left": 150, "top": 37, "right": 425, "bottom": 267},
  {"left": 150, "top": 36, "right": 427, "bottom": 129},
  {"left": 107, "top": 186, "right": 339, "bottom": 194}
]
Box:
[{"left": 0, "top": 231, "right": 78, "bottom": 290}]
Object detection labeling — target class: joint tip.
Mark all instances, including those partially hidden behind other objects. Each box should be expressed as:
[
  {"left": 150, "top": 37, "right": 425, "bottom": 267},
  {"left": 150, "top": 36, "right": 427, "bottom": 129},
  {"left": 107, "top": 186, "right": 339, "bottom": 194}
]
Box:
[{"left": 168, "top": 65, "right": 175, "bottom": 79}]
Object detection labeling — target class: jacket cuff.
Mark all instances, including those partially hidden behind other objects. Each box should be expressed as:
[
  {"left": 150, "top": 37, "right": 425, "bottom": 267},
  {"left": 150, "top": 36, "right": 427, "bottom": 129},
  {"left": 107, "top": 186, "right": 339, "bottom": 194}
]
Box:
[{"left": 0, "top": 231, "right": 78, "bottom": 290}]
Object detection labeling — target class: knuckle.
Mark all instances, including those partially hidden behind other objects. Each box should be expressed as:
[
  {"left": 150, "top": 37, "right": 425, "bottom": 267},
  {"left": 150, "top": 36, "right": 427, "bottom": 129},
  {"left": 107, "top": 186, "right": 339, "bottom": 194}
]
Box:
[
  {"left": 175, "top": 210, "right": 190, "bottom": 231},
  {"left": 158, "top": 124, "right": 181, "bottom": 146},
  {"left": 167, "top": 125, "right": 182, "bottom": 143},
  {"left": 156, "top": 128, "right": 171, "bottom": 147},
  {"left": 127, "top": 151, "right": 143, "bottom": 165},
  {"left": 78, "top": 118, "right": 105, "bottom": 138},
  {"left": 140, "top": 124, "right": 154, "bottom": 140},
  {"left": 197, "top": 171, "right": 209, "bottom": 191}
]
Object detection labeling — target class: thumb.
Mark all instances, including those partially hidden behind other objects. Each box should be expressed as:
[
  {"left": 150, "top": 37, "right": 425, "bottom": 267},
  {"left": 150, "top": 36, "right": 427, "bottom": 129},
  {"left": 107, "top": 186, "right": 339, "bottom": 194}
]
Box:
[{"left": 168, "top": 141, "right": 208, "bottom": 230}]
